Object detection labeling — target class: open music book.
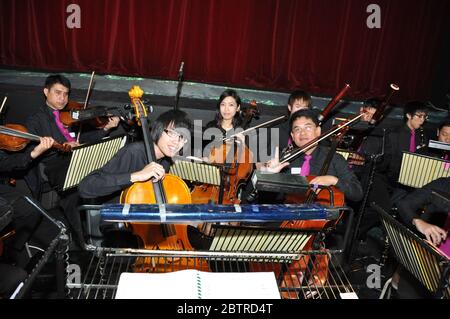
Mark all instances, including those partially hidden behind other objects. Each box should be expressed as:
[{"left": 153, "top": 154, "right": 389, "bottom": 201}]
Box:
[{"left": 115, "top": 269, "right": 281, "bottom": 299}]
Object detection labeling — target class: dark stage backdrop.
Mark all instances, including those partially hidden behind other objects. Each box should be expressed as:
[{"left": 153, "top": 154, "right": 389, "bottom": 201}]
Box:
[{"left": 0, "top": 0, "right": 448, "bottom": 101}]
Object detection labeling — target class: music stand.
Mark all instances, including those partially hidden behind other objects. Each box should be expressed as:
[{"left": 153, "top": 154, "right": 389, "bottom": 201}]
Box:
[
  {"left": 62, "top": 135, "right": 127, "bottom": 191},
  {"left": 252, "top": 171, "right": 309, "bottom": 195},
  {"left": 375, "top": 203, "right": 450, "bottom": 299},
  {"left": 169, "top": 157, "right": 221, "bottom": 186},
  {"left": 398, "top": 152, "right": 450, "bottom": 188}
]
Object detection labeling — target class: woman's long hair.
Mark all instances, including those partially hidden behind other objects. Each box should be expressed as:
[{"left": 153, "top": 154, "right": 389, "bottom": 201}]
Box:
[{"left": 212, "top": 89, "right": 243, "bottom": 129}]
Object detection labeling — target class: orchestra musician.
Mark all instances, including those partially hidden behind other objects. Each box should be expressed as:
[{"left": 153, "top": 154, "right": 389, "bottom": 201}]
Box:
[
  {"left": 24, "top": 74, "right": 120, "bottom": 249},
  {"left": 77, "top": 110, "right": 210, "bottom": 247},
  {"left": 393, "top": 177, "right": 450, "bottom": 298},
  {"left": 259, "top": 109, "right": 363, "bottom": 202},
  {"left": 397, "top": 177, "right": 449, "bottom": 252},
  {"left": 339, "top": 98, "right": 387, "bottom": 236},
  {"left": 354, "top": 102, "right": 430, "bottom": 237},
  {"left": 382, "top": 101, "right": 430, "bottom": 188},
  {"left": 266, "top": 90, "right": 314, "bottom": 159},
  {"left": 419, "top": 118, "right": 450, "bottom": 159},
  {"left": 0, "top": 138, "right": 60, "bottom": 297},
  {"left": 200, "top": 89, "right": 254, "bottom": 204},
  {"left": 79, "top": 110, "right": 191, "bottom": 198},
  {"left": 203, "top": 89, "right": 246, "bottom": 156},
  {"left": 246, "top": 90, "right": 315, "bottom": 203}
]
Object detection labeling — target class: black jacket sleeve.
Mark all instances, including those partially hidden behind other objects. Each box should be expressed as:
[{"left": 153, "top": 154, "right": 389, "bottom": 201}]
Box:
[
  {"left": 0, "top": 147, "right": 34, "bottom": 173},
  {"left": 78, "top": 143, "right": 141, "bottom": 198},
  {"left": 331, "top": 153, "right": 363, "bottom": 202},
  {"left": 397, "top": 177, "right": 450, "bottom": 226}
]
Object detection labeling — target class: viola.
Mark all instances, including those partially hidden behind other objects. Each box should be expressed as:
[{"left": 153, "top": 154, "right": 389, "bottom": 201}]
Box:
[{"left": 0, "top": 124, "right": 71, "bottom": 152}]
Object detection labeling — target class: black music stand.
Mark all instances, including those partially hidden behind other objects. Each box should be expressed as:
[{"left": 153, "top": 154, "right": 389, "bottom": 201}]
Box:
[
  {"left": 252, "top": 171, "right": 309, "bottom": 195},
  {"left": 10, "top": 196, "right": 69, "bottom": 299},
  {"left": 375, "top": 203, "right": 450, "bottom": 299}
]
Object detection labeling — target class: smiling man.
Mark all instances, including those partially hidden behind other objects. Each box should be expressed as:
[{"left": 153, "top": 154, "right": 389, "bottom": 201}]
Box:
[
  {"left": 260, "top": 109, "right": 363, "bottom": 203},
  {"left": 78, "top": 110, "right": 192, "bottom": 199}
]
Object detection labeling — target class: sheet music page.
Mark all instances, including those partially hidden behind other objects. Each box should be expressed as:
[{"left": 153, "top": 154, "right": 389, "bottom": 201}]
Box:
[
  {"left": 115, "top": 270, "right": 281, "bottom": 299},
  {"left": 115, "top": 270, "right": 199, "bottom": 299},
  {"left": 199, "top": 271, "right": 281, "bottom": 299}
]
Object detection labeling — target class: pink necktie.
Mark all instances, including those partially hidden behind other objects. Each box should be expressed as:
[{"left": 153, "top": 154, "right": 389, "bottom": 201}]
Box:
[
  {"left": 287, "top": 137, "right": 292, "bottom": 146},
  {"left": 444, "top": 154, "right": 449, "bottom": 171},
  {"left": 409, "top": 130, "right": 416, "bottom": 153},
  {"left": 301, "top": 155, "right": 312, "bottom": 176},
  {"left": 52, "top": 110, "right": 76, "bottom": 142}
]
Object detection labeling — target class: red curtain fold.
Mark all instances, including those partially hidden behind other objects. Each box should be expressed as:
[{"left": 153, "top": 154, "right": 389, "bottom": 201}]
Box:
[{"left": 0, "top": 0, "right": 448, "bottom": 101}]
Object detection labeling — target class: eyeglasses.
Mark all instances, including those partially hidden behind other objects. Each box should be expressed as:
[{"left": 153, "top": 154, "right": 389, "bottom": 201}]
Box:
[
  {"left": 164, "top": 129, "right": 187, "bottom": 142},
  {"left": 414, "top": 113, "right": 428, "bottom": 120},
  {"left": 292, "top": 125, "right": 315, "bottom": 134}
]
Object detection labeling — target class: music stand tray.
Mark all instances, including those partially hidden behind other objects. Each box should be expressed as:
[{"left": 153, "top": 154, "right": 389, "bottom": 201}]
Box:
[{"left": 252, "top": 171, "right": 309, "bottom": 195}]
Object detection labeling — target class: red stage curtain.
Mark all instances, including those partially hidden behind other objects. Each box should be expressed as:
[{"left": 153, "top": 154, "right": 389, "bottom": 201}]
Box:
[{"left": 0, "top": 0, "right": 448, "bottom": 101}]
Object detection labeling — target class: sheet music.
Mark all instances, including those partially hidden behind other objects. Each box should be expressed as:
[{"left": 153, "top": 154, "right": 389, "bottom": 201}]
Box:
[
  {"left": 115, "top": 270, "right": 280, "bottom": 299},
  {"left": 170, "top": 159, "right": 221, "bottom": 185},
  {"left": 62, "top": 135, "right": 127, "bottom": 190},
  {"left": 209, "top": 227, "right": 311, "bottom": 262},
  {"left": 398, "top": 152, "right": 450, "bottom": 188}
]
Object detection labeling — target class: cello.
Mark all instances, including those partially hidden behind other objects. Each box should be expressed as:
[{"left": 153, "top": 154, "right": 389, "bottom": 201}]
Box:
[
  {"left": 277, "top": 116, "right": 360, "bottom": 296},
  {"left": 120, "top": 86, "right": 208, "bottom": 272},
  {"left": 191, "top": 100, "right": 258, "bottom": 204}
]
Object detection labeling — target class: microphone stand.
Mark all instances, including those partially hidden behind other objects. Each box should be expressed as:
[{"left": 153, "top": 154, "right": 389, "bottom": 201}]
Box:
[{"left": 174, "top": 61, "right": 184, "bottom": 111}]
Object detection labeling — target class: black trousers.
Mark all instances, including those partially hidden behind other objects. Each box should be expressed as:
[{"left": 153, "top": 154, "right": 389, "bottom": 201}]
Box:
[
  {"left": 0, "top": 263, "right": 27, "bottom": 298},
  {"left": 0, "top": 185, "right": 59, "bottom": 251}
]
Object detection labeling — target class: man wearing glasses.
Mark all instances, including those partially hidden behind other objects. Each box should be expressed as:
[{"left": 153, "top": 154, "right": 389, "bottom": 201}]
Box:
[
  {"left": 78, "top": 110, "right": 191, "bottom": 199},
  {"left": 259, "top": 109, "right": 363, "bottom": 203},
  {"left": 382, "top": 101, "right": 430, "bottom": 186}
]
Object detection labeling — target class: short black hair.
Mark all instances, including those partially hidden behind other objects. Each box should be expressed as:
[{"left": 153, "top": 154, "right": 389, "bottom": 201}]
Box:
[
  {"left": 363, "top": 97, "right": 382, "bottom": 109},
  {"left": 287, "top": 90, "right": 312, "bottom": 108},
  {"left": 289, "top": 109, "right": 319, "bottom": 131},
  {"left": 439, "top": 118, "right": 450, "bottom": 131},
  {"left": 44, "top": 74, "right": 71, "bottom": 91},
  {"left": 404, "top": 101, "right": 428, "bottom": 119},
  {"left": 151, "top": 110, "right": 192, "bottom": 142}
]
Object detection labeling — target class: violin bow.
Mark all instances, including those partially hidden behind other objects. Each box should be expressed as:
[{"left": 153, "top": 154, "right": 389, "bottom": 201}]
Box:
[
  {"left": 280, "top": 113, "right": 364, "bottom": 164},
  {"left": 223, "top": 115, "right": 287, "bottom": 142},
  {"left": 76, "top": 71, "right": 96, "bottom": 143},
  {"left": 0, "top": 96, "right": 7, "bottom": 115}
]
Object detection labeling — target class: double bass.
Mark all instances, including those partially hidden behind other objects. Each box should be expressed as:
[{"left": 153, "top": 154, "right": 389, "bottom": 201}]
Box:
[{"left": 120, "top": 86, "right": 207, "bottom": 271}]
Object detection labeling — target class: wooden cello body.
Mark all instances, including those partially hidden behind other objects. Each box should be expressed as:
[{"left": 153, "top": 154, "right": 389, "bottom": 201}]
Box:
[
  {"left": 122, "top": 86, "right": 208, "bottom": 272},
  {"left": 278, "top": 182, "right": 344, "bottom": 298},
  {"left": 121, "top": 174, "right": 194, "bottom": 251},
  {"left": 191, "top": 100, "right": 257, "bottom": 205}
]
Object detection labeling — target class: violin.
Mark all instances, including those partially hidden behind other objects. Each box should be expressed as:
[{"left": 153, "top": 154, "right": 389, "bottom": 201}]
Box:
[
  {"left": 59, "top": 100, "right": 111, "bottom": 129},
  {"left": 0, "top": 124, "right": 71, "bottom": 152}
]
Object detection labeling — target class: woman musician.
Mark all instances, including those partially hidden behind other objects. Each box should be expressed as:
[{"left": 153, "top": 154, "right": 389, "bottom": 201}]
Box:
[{"left": 194, "top": 89, "right": 255, "bottom": 205}]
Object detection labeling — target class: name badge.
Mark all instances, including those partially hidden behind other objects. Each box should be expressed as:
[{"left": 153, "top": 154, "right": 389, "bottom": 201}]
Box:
[{"left": 291, "top": 167, "right": 301, "bottom": 175}]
